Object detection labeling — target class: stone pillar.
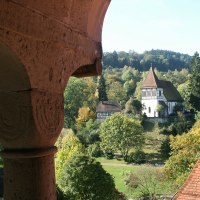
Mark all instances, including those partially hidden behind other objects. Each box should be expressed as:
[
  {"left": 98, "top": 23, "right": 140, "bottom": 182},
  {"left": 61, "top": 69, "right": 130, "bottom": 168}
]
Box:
[
  {"left": 0, "top": 90, "right": 64, "bottom": 200},
  {"left": 2, "top": 147, "right": 57, "bottom": 200},
  {"left": 0, "top": 1, "right": 111, "bottom": 199}
]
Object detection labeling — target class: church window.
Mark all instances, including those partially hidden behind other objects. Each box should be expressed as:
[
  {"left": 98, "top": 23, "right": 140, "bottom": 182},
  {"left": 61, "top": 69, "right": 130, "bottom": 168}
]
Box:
[
  {"left": 159, "top": 91, "right": 162, "bottom": 96},
  {"left": 148, "top": 107, "right": 151, "bottom": 113},
  {"left": 142, "top": 91, "right": 146, "bottom": 97},
  {"left": 147, "top": 91, "right": 151, "bottom": 96},
  {"left": 152, "top": 90, "right": 156, "bottom": 96}
]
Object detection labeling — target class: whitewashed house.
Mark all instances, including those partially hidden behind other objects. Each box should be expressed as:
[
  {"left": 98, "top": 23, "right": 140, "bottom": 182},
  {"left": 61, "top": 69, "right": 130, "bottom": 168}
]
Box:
[{"left": 141, "top": 67, "right": 183, "bottom": 118}]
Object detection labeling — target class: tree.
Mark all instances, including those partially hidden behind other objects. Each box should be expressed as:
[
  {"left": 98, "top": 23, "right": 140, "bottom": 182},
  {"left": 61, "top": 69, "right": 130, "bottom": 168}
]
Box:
[
  {"left": 164, "top": 119, "right": 200, "bottom": 185},
  {"left": 64, "top": 77, "right": 98, "bottom": 128},
  {"left": 107, "top": 81, "right": 127, "bottom": 107},
  {"left": 124, "top": 79, "right": 136, "bottom": 97},
  {"left": 76, "top": 119, "right": 100, "bottom": 146},
  {"left": 160, "top": 137, "right": 171, "bottom": 161},
  {"left": 97, "top": 75, "right": 108, "bottom": 101},
  {"left": 76, "top": 107, "right": 95, "bottom": 128},
  {"left": 82, "top": 77, "right": 98, "bottom": 111},
  {"left": 59, "top": 154, "right": 117, "bottom": 200},
  {"left": 56, "top": 132, "right": 85, "bottom": 189},
  {"left": 189, "top": 52, "right": 200, "bottom": 111},
  {"left": 124, "top": 97, "right": 142, "bottom": 117},
  {"left": 100, "top": 113, "right": 144, "bottom": 160},
  {"left": 178, "top": 81, "right": 191, "bottom": 110},
  {"left": 64, "top": 78, "right": 88, "bottom": 128},
  {"left": 134, "top": 80, "right": 143, "bottom": 100}
]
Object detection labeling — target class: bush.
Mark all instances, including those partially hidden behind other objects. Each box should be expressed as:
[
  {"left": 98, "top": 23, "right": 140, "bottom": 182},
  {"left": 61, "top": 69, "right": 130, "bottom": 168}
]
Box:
[
  {"left": 126, "top": 150, "right": 146, "bottom": 164},
  {"left": 56, "top": 132, "right": 85, "bottom": 191},
  {"left": 87, "top": 142, "right": 103, "bottom": 157},
  {"left": 160, "top": 137, "right": 171, "bottom": 161},
  {"left": 59, "top": 154, "right": 117, "bottom": 200},
  {"left": 104, "top": 151, "right": 115, "bottom": 159},
  {"left": 124, "top": 166, "right": 170, "bottom": 199}
]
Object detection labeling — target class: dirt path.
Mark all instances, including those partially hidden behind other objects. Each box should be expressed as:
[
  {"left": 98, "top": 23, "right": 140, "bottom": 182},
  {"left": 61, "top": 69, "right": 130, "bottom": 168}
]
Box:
[{"left": 101, "top": 162, "right": 137, "bottom": 167}]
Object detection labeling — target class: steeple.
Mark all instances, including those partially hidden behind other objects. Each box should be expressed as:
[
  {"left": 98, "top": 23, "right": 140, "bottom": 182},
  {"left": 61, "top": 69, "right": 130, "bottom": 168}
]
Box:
[{"left": 142, "top": 66, "right": 160, "bottom": 88}]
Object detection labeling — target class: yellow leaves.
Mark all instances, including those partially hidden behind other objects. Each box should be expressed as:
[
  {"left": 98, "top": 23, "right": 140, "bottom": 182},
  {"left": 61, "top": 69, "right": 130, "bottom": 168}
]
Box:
[
  {"left": 55, "top": 132, "right": 85, "bottom": 187},
  {"left": 164, "top": 119, "right": 200, "bottom": 185},
  {"left": 76, "top": 107, "right": 95, "bottom": 127}
]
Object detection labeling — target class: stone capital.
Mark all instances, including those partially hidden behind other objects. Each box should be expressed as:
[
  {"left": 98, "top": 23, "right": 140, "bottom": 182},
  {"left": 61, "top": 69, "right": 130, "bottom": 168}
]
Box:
[{"left": 0, "top": 90, "right": 64, "bottom": 149}]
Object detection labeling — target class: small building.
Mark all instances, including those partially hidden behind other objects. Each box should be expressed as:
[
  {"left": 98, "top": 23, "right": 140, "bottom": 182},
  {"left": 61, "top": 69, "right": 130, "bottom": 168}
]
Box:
[
  {"left": 96, "top": 101, "right": 121, "bottom": 121},
  {"left": 141, "top": 67, "right": 183, "bottom": 118}
]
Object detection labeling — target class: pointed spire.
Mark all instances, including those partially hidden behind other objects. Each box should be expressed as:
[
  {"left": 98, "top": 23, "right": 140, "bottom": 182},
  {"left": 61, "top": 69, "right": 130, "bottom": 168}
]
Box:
[{"left": 142, "top": 65, "right": 159, "bottom": 88}]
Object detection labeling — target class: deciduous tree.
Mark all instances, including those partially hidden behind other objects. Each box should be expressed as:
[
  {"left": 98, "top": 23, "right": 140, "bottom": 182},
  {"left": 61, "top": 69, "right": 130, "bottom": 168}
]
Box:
[
  {"left": 56, "top": 132, "right": 85, "bottom": 190},
  {"left": 164, "top": 119, "right": 200, "bottom": 185},
  {"left": 100, "top": 113, "right": 144, "bottom": 160},
  {"left": 59, "top": 154, "right": 117, "bottom": 200}
]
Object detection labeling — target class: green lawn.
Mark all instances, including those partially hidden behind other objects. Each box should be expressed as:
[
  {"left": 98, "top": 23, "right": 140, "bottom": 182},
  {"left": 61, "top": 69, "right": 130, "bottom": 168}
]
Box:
[
  {"left": 103, "top": 165, "right": 140, "bottom": 198},
  {"left": 96, "top": 157, "right": 125, "bottom": 164}
]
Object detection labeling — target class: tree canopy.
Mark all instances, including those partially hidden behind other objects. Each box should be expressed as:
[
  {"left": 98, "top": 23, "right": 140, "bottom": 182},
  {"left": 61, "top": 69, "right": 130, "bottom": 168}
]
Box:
[
  {"left": 103, "top": 49, "right": 191, "bottom": 71},
  {"left": 164, "top": 119, "right": 200, "bottom": 185},
  {"left": 189, "top": 52, "right": 200, "bottom": 111},
  {"left": 58, "top": 154, "right": 117, "bottom": 200},
  {"left": 97, "top": 75, "right": 108, "bottom": 101},
  {"left": 100, "top": 113, "right": 144, "bottom": 159},
  {"left": 56, "top": 131, "right": 85, "bottom": 190}
]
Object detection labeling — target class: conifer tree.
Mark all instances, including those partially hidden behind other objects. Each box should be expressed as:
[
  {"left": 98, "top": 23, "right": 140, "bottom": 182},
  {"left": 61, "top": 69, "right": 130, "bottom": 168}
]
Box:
[
  {"left": 98, "top": 75, "right": 108, "bottom": 101},
  {"left": 189, "top": 52, "right": 200, "bottom": 111}
]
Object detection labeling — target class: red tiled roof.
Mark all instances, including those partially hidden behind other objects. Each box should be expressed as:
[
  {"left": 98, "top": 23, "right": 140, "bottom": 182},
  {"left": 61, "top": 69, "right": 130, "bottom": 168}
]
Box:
[
  {"left": 142, "top": 67, "right": 160, "bottom": 88},
  {"left": 173, "top": 159, "right": 200, "bottom": 200}
]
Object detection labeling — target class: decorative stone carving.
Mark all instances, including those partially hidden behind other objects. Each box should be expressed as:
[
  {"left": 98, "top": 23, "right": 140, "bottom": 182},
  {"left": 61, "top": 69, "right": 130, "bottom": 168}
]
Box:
[
  {"left": 0, "top": 91, "right": 31, "bottom": 142},
  {"left": 31, "top": 90, "right": 64, "bottom": 138}
]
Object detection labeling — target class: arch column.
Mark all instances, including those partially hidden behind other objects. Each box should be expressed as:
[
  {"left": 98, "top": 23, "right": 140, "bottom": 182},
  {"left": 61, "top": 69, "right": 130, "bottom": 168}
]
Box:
[
  {"left": 0, "top": 0, "right": 111, "bottom": 199},
  {"left": 2, "top": 148, "right": 57, "bottom": 200},
  {"left": 0, "top": 89, "right": 64, "bottom": 200}
]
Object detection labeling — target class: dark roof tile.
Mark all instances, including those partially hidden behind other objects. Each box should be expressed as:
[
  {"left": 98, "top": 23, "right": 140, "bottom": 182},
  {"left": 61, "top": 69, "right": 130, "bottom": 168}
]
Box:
[{"left": 96, "top": 101, "right": 121, "bottom": 112}]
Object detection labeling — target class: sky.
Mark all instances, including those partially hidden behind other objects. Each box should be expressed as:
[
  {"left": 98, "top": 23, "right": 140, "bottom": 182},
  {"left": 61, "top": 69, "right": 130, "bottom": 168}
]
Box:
[{"left": 102, "top": 0, "right": 200, "bottom": 55}]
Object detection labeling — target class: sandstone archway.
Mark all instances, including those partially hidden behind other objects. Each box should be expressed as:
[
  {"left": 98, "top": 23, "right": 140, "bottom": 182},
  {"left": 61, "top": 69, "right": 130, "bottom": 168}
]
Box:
[{"left": 0, "top": 0, "right": 111, "bottom": 199}]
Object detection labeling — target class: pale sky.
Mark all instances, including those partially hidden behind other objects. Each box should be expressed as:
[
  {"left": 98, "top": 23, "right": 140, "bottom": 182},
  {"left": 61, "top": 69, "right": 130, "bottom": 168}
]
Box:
[{"left": 102, "top": 0, "right": 200, "bottom": 55}]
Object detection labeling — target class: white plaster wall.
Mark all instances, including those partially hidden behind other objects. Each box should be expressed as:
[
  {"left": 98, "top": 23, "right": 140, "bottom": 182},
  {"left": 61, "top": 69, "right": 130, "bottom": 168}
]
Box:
[{"left": 142, "top": 99, "right": 159, "bottom": 117}]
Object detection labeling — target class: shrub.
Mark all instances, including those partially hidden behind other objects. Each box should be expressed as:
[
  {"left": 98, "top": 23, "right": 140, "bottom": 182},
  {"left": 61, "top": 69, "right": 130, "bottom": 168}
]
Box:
[
  {"left": 59, "top": 154, "right": 117, "bottom": 200},
  {"left": 87, "top": 142, "right": 103, "bottom": 157},
  {"left": 126, "top": 150, "right": 146, "bottom": 164},
  {"left": 124, "top": 166, "right": 169, "bottom": 199},
  {"left": 104, "top": 151, "right": 115, "bottom": 159},
  {"left": 164, "top": 119, "right": 200, "bottom": 185},
  {"left": 56, "top": 132, "right": 85, "bottom": 191},
  {"left": 160, "top": 137, "right": 171, "bottom": 161}
]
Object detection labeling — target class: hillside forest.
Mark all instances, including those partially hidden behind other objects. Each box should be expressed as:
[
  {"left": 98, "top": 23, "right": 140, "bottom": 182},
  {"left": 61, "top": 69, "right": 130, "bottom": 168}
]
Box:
[{"left": 56, "top": 50, "right": 200, "bottom": 200}]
